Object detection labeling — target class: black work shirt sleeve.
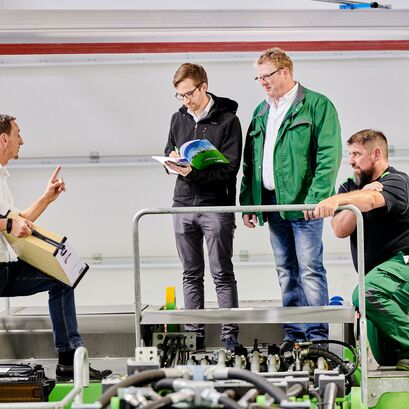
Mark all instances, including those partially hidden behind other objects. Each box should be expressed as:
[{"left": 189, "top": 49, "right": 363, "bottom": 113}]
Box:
[{"left": 379, "top": 173, "right": 409, "bottom": 215}]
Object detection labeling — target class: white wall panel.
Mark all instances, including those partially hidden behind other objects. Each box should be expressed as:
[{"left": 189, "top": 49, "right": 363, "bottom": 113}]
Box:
[
  {"left": 0, "top": 37, "right": 407, "bottom": 307},
  {"left": 2, "top": 53, "right": 408, "bottom": 259},
  {"left": 1, "top": 0, "right": 408, "bottom": 10}
]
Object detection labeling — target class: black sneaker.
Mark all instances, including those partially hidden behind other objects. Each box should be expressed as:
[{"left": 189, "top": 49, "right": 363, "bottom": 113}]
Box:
[
  {"left": 195, "top": 337, "right": 206, "bottom": 351},
  {"left": 313, "top": 342, "right": 329, "bottom": 351},
  {"left": 223, "top": 336, "right": 240, "bottom": 352},
  {"left": 279, "top": 340, "right": 295, "bottom": 354},
  {"left": 56, "top": 363, "right": 112, "bottom": 381},
  {"left": 396, "top": 359, "right": 409, "bottom": 371}
]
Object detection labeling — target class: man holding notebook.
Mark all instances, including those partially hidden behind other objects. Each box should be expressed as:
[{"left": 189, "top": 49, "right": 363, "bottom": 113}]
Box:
[
  {"left": 164, "top": 63, "right": 242, "bottom": 351},
  {"left": 0, "top": 114, "right": 111, "bottom": 380}
]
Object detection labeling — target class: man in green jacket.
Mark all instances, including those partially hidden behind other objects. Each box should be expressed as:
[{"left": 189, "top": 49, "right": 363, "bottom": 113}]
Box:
[{"left": 240, "top": 48, "right": 342, "bottom": 348}]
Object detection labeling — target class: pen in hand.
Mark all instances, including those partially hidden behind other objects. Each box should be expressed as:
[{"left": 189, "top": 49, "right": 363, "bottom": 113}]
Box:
[
  {"left": 168, "top": 147, "right": 180, "bottom": 159},
  {"left": 173, "top": 146, "right": 180, "bottom": 158}
]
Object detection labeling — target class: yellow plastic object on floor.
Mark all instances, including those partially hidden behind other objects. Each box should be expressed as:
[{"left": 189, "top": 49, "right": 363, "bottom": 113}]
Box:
[
  {"left": 164, "top": 286, "right": 177, "bottom": 332},
  {"left": 165, "top": 287, "right": 176, "bottom": 310}
]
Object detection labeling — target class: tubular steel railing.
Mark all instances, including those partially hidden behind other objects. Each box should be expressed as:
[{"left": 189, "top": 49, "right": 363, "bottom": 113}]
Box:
[{"left": 132, "top": 204, "right": 367, "bottom": 407}]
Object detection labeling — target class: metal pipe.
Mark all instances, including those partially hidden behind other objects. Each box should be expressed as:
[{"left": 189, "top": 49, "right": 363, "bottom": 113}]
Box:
[
  {"left": 74, "top": 347, "right": 89, "bottom": 404},
  {"left": 132, "top": 210, "right": 143, "bottom": 348},
  {"left": 5, "top": 149, "right": 409, "bottom": 170},
  {"left": 323, "top": 382, "right": 338, "bottom": 409},
  {"left": 353, "top": 207, "right": 367, "bottom": 407}
]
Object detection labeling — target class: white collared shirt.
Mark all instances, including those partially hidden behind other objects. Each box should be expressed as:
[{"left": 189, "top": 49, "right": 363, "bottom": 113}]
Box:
[
  {"left": 188, "top": 95, "right": 214, "bottom": 123},
  {"left": 0, "top": 165, "right": 20, "bottom": 262},
  {"left": 262, "top": 82, "right": 299, "bottom": 191}
]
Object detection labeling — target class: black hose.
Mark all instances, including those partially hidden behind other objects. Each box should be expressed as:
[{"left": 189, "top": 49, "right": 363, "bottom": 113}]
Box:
[
  {"left": 307, "top": 347, "right": 356, "bottom": 394},
  {"left": 154, "top": 379, "right": 241, "bottom": 409},
  {"left": 174, "top": 335, "right": 183, "bottom": 366},
  {"left": 139, "top": 395, "right": 173, "bottom": 409},
  {"left": 310, "top": 339, "right": 359, "bottom": 376},
  {"left": 163, "top": 336, "right": 177, "bottom": 367},
  {"left": 225, "top": 368, "right": 288, "bottom": 404},
  {"left": 286, "top": 383, "right": 304, "bottom": 398},
  {"left": 308, "top": 347, "right": 354, "bottom": 378},
  {"left": 181, "top": 335, "right": 187, "bottom": 365},
  {"left": 169, "top": 336, "right": 179, "bottom": 367},
  {"left": 218, "top": 394, "right": 244, "bottom": 409},
  {"left": 160, "top": 335, "right": 172, "bottom": 367},
  {"left": 153, "top": 378, "right": 176, "bottom": 392},
  {"left": 99, "top": 369, "right": 167, "bottom": 408},
  {"left": 323, "top": 382, "right": 338, "bottom": 409}
]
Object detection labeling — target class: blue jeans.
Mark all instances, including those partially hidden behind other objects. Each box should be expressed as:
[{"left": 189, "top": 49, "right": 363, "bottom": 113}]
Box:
[
  {"left": 266, "top": 195, "right": 329, "bottom": 341},
  {"left": 0, "top": 260, "right": 83, "bottom": 352}
]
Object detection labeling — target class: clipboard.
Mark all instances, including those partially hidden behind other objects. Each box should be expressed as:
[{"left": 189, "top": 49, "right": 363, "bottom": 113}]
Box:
[{"left": 2, "top": 211, "right": 88, "bottom": 288}]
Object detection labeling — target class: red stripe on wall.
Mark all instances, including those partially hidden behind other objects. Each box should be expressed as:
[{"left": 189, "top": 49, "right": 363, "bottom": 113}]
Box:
[{"left": 0, "top": 40, "right": 408, "bottom": 55}]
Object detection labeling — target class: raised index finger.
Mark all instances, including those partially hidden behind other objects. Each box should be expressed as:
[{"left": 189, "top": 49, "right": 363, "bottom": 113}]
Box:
[{"left": 50, "top": 165, "right": 62, "bottom": 182}]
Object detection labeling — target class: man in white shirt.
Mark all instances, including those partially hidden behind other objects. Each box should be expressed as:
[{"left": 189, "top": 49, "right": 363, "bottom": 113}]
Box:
[
  {"left": 240, "top": 48, "right": 342, "bottom": 349},
  {"left": 0, "top": 114, "right": 111, "bottom": 381}
]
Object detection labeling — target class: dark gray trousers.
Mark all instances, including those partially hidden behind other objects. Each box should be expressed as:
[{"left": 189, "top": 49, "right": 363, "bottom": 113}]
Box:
[{"left": 173, "top": 212, "right": 239, "bottom": 341}]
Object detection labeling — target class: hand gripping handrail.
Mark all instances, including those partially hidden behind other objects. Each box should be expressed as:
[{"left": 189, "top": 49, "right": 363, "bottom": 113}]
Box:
[{"left": 132, "top": 204, "right": 367, "bottom": 407}]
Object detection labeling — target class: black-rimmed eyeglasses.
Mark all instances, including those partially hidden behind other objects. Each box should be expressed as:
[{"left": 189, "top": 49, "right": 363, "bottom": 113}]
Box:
[
  {"left": 175, "top": 83, "right": 203, "bottom": 100},
  {"left": 254, "top": 69, "right": 281, "bottom": 82}
]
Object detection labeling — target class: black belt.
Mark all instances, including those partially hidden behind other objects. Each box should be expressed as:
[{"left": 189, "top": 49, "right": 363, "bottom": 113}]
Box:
[{"left": 262, "top": 188, "right": 275, "bottom": 204}]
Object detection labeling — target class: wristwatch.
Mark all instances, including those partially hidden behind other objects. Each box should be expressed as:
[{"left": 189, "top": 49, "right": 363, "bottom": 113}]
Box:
[{"left": 6, "top": 218, "right": 12, "bottom": 234}]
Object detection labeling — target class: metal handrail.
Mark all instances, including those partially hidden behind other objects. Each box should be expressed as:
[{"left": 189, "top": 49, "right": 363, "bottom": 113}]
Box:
[{"left": 132, "top": 204, "right": 367, "bottom": 407}]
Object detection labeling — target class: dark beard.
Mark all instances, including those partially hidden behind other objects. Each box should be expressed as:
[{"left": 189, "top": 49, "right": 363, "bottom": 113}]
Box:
[{"left": 355, "top": 169, "right": 374, "bottom": 187}]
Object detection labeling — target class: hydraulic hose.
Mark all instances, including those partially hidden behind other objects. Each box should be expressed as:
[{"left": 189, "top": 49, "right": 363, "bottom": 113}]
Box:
[
  {"left": 309, "top": 388, "right": 323, "bottom": 409},
  {"left": 323, "top": 382, "right": 338, "bottom": 409},
  {"left": 155, "top": 378, "right": 243, "bottom": 409},
  {"left": 210, "top": 367, "right": 288, "bottom": 404},
  {"left": 307, "top": 347, "right": 356, "bottom": 394},
  {"left": 218, "top": 394, "right": 245, "bottom": 409},
  {"left": 138, "top": 395, "right": 173, "bottom": 409},
  {"left": 143, "top": 389, "right": 195, "bottom": 409},
  {"left": 99, "top": 369, "right": 168, "bottom": 408},
  {"left": 201, "top": 388, "right": 243, "bottom": 409},
  {"left": 310, "top": 339, "right": 359, "bottom": 376},
  {"left": 160, "top": 335, "right": 171, "bottom": 361},
  {"left": 153, "top": 378, "right": 175, "bottom": 391},
  {"left": 307, "top": 347, "right": 355, "bottom": 379},
  {"left": 286, "top": 383, "right": 304, "bottom": 398},
  {"left": 237, "top": 388, "right": 258, "bottom": 407}
]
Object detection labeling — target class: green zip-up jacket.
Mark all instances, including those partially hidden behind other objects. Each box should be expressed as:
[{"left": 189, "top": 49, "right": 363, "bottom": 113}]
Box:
[{"left": 240, "top": 84, "right": 342, "bottom": 222}]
